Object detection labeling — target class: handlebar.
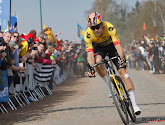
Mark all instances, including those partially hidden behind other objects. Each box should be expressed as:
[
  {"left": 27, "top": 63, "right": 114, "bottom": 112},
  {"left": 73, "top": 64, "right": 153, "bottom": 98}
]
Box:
[{"left": 88, "top": 56, "right": 120, "bottom": 68}]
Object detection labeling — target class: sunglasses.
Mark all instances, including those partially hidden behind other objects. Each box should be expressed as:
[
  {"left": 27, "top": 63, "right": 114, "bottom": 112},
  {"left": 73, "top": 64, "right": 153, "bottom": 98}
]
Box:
[
  {"left": 14, "top": 36, "right": 19, "bottom": 38},
  {"left": 91, "top": 23, "right": 102, "bottom": 30}
]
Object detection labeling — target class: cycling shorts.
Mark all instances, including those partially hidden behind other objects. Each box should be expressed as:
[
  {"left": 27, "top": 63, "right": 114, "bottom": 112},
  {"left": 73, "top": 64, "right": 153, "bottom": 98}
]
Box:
[{"left": 92, "top": 42, "right": 126, "bottom": 70}]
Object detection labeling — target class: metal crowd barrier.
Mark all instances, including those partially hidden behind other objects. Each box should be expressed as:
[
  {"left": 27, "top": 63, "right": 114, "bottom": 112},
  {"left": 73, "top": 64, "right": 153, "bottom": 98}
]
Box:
[{"left": 0, "top": 63, "right": 71, "bottom": 114}]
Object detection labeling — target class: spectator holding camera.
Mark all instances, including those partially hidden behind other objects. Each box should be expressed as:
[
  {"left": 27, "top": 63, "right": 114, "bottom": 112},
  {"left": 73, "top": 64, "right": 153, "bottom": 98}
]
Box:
[{"left": 37, "top": 42, "right": 46, "bottom": 58}]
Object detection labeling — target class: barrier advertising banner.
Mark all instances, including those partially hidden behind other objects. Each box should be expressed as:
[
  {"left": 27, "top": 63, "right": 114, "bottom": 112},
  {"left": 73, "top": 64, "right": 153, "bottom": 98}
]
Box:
[
  {"left": 0, "top": 71, "right": 9, "bottom": 102},
  {"left": 0, "top": 0, "right": 11, "bottom": 32}
]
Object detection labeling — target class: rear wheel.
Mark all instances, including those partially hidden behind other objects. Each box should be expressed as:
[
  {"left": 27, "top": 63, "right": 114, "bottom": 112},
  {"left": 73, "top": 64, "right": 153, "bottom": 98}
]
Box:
[
  {"left": 110, "top": 76, "right": 129, "bottom": 125},
  {"left": 116, "top": 76, "right": 136, "bottom": 123}
]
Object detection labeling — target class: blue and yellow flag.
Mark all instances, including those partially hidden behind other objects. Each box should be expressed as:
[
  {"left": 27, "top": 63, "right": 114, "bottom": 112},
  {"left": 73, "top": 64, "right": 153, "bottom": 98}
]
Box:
[{"left": 77, "top": 23, "right": 85, "bottom": 40}]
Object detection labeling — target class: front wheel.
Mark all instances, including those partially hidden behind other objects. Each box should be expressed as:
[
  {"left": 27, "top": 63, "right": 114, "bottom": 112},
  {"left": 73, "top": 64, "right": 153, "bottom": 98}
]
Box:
[
  {"left": 109, "top": 76, "right": 129, "bottom": 125},
  {"left": 116, "top": 76, "right": 136, "bottom": 123}
]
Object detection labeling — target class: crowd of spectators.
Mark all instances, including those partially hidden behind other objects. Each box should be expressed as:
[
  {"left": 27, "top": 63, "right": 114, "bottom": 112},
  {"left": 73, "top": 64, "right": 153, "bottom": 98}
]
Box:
[
  {"left": 0, "top": 25, "right": 87, "bottom": 95},
  {"left": 125, "top": 33, "right": 165, "bottom": 74}
]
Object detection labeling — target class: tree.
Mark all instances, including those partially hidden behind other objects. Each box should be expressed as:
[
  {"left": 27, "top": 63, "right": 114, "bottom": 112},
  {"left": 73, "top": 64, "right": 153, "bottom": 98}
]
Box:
[{"left": 85, "top": 0, "right": 165, "bottom": 44}]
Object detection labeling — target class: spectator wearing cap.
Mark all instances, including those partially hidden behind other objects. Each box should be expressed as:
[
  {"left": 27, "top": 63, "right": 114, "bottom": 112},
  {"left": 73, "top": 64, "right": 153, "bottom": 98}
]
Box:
[
  {"left": 38, "top": 33, "right": 47, "bottom": 51},
  {"left": 38, "top": 33, "right": 46, "bottom": 43}
]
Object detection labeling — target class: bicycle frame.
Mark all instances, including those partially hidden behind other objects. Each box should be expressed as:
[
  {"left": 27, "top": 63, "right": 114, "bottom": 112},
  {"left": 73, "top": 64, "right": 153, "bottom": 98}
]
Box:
[
  {"left": 89, "top": 56, "right": 125, "bottom": 101},
  {"left": 89, "top": 56, "right": 134, "bottom": 124},
  {"left": 110, "top": 75, "right": 124, "bottom": 101},
  {"left": 106, "top": 57, "right": 124, "bottom": 101}
]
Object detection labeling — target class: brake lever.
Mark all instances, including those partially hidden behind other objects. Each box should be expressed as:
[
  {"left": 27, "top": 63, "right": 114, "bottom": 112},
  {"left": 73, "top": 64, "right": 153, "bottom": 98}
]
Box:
[{"left": 118, "top": 57, "right": 125, "bottom": 68}]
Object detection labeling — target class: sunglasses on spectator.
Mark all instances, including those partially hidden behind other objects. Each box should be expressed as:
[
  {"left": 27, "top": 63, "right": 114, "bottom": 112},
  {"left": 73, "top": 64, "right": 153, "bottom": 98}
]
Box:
[
  {"left": 91, "top": 23, "right": 102, "bottom": 30},
  {"left": 14, "top": 36, "right": 19, "bottom": 38}
]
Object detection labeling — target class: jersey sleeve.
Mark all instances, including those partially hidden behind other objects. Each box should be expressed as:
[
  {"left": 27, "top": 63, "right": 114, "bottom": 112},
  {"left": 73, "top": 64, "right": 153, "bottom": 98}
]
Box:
[
  {"left": 106, "top": 22, "right": 121, "bottom": 45},
  {"left": 84, "top": 29, "right": 94, "bottom": 52}
]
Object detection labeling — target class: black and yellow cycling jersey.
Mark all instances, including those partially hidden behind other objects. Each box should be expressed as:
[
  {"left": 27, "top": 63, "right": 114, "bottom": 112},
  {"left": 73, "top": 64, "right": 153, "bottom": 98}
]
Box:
[{"left": 84, "top": 21, "right": 120, "bottom": 52}]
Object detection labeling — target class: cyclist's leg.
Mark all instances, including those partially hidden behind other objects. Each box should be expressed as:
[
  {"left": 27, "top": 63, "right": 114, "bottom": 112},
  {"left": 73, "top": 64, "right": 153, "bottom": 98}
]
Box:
[
  {"left": 93, "top": 43, "right": 107, "bottom": 77},
  {"left": 93, "top": 44, "right": 112, "bottom": 97},
  {"left": 95, "top": 55, "right": 112, "bottom": 97},
  {"left": 107, "top": 43, "right": 141, "bottom": 115},
  {"left": 117, "top": 66, "right": 141, "bottom": 115}
]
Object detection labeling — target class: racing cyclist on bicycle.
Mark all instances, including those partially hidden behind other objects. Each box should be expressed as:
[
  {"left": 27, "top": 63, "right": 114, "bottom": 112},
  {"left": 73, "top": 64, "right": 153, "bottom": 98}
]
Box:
[{"left": 84, "top": 12, "right": 141, "bottom": 115}]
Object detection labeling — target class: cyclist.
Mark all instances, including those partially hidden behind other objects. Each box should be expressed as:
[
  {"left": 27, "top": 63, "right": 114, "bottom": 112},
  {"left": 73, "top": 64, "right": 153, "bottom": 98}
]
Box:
[{"left": 84, "top": 12, "right": 141, "bottom": 115}]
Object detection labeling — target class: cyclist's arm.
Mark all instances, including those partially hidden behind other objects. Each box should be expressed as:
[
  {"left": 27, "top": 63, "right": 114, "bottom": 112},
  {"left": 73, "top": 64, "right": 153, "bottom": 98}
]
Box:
[
  {"left": 84, "top": 29, "right": 95, "bottom": 66},
  {"left": 115, "top": 44, "right": 124, "bottom": 59},
  {"left": 108, "top": 24, "right": 125, "bottom": 59},
  {"left": 87, "top": 51, "right": 95, "bottom": 67}
]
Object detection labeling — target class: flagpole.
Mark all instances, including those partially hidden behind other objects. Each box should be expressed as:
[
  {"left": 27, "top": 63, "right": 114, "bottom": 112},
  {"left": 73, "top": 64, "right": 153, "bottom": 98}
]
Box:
[
  {"left": 10, "top": 0, "right": 11, "bottom": 22},
  {"left": 40, "top": 0, "right": 43, "bottom": 31}
]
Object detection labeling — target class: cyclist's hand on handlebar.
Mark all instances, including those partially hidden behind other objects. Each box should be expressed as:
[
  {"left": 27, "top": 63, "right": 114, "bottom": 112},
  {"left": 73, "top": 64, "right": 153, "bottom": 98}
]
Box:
[
  {"left": 87, "top": 63, "right": 96, "bottom": 78},
  {"left": 118, "top": 58, "right": 126, "bottom": 67},
  {"left": 88, "top": 69, "right": 95, "bottom": 78}
]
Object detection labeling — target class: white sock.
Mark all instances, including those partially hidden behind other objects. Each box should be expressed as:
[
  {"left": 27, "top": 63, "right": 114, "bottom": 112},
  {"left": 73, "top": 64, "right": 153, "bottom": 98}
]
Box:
[
  {"left": 128, "top": 90, "right": 138, "bottom": 108},
  {"left": 102, "top": 74, "right": 111, "bottom": 91}
]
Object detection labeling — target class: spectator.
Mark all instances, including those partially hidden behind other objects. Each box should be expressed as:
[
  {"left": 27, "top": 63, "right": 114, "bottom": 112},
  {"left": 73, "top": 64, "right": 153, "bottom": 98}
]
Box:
[
  {"left": 37, "top": 42, "right": 45, "bottom": 58},
  {"left": 0, "top": 41, "right": 7, "bottom": 92},
  {"left": 133, "top": 42, "right": 142, "bottom": 70},
  {"left": 11, "top": 32, "right": 19, "bottom": 44},
  {"left": 76, "top": 48, "right": 84, "bottom": 77},
  {"left": 138, "top": 41, "right": 150, "bottom": 70},
  {"left": 156, "top": 42, "right": 163, "bottom": 73},
  {"left": 149, "top": 42, "right": 161, "bottom": 74},
  {"left": 37, "top": 33, "right": 47, "bottom": 51}
]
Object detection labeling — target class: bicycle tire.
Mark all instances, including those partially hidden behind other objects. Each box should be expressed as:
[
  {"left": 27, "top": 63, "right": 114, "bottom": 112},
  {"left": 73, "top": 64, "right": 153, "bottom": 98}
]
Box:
[
  {"left": 116, "top": 76, "right": 136, "bottom": 123},
  {"left": 110, "top": 76, "right": 129, "bottom": 125}
]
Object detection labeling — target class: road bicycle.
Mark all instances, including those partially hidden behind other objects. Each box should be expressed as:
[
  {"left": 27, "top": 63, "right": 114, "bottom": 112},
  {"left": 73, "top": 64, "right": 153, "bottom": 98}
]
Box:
[{"left": 88, "top": 55, "right": 136, "bottom": 125}]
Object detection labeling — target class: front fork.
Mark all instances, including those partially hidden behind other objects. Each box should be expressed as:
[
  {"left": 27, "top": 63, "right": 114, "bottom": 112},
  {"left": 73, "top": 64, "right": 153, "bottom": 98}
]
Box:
[{"left": 110, "top": 75, "right": 124, "bottom": 101}]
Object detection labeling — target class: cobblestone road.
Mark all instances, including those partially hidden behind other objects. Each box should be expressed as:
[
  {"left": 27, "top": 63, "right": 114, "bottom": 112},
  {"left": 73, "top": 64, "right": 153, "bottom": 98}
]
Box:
[{"left": 14, "top": 69, "right": 165, "bottom": 125}]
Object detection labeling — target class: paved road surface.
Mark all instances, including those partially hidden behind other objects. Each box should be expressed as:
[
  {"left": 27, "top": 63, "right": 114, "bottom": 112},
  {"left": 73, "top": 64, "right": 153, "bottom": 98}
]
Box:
[{"left": 2, "top": 69, "right": 165, "bottom": 125}]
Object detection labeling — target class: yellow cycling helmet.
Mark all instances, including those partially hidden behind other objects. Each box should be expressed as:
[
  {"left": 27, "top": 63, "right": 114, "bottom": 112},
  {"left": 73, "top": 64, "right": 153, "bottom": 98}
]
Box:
[{"left": 87, "top": 12, "right": 102, "bottom": 27}]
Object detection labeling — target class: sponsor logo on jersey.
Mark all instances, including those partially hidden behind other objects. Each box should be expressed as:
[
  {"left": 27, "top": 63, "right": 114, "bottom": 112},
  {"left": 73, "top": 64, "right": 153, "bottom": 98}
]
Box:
[
  {"left": 86, "top": 32, "right": 91, "bottom": 39},
  {"left": 95, "top": 36, "right": 112, "bottom": 46},
  {"left": 108, "top": 27, "right": 114, "bottom": 31},
  {"left": 85, "top": 41, "right": 88, "bottom": 45}
]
